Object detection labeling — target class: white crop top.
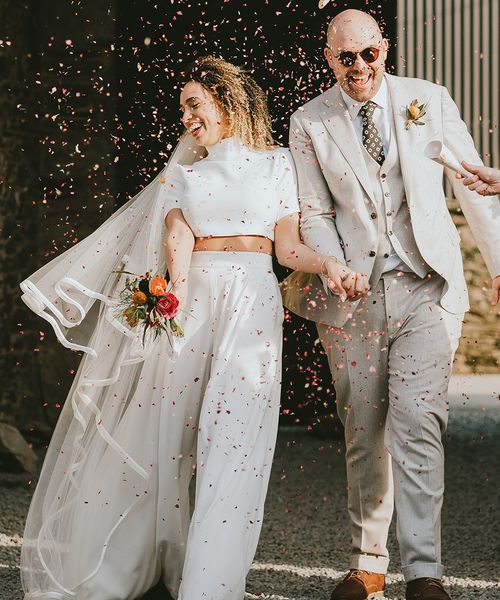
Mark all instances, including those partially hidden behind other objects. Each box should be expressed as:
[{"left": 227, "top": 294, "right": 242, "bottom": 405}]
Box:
[{"left": 163, "top": 136, "right": 300, "bottom": 241}]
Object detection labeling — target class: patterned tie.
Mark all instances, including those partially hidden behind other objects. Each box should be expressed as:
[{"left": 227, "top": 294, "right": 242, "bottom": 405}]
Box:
[{"left": 360, "top": 101, "right": 385, "bottom": 166}]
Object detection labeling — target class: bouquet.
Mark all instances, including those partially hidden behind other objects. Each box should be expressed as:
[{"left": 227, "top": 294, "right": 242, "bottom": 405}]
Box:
[{"left": 114, "top": 270, "right": 184, "bottom": 344}]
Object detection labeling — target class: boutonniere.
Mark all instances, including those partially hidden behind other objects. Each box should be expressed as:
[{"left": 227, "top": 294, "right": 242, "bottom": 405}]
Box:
[{"left": 404, "top": 99, "right": 428, "bottom": 129}]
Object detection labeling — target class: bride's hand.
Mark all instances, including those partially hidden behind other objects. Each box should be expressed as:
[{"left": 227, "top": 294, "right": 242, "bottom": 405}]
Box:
[
  {"left": 323, "top": 258, "right": 370, "bottom": 301},
  {"left": 171, "top": 283, "right": 188, "bottom": 310},
  {"left": 340, "top": 271, "right": 371, "bottom": 301}
]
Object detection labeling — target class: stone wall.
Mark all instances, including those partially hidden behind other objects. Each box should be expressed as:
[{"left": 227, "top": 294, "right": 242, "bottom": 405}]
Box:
[
  {"left": 0, "top": 1, "right": 44, "bottom": 429},
  {"left": 452, "top": 206, "right": 500, "bottom": 374},
  {"left": 0, "top": 0, "right": 117, "bottom": 434}
]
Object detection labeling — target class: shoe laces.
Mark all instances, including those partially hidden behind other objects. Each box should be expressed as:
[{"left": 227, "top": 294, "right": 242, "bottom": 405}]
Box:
[
  {"left": 423, "top": 579, "right": 444, "bottom": 590},
  {"left": 345, "top": 570, "right": 369, "bottom": 583},
  {"left": 413, "top": 578, "right": 445, "bottom": 597}
]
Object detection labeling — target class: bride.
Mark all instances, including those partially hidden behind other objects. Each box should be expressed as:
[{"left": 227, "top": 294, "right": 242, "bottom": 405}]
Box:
[{"left": 20, "top": 55, "right": 368, "bottom": 600}]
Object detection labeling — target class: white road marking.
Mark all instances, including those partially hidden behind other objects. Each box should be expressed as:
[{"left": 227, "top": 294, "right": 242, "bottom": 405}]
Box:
[
  {"left": 2, "top": 537, "right": 499, "bottom": 593},
  {"left": 246, "top": 595, "right": 308, "bottom": 600},
  {"left": 250, "top": 562, "right": 500, "bottom": 590},
  {"left": 0, "top": 532, "right": 22, "bottom": 547}
]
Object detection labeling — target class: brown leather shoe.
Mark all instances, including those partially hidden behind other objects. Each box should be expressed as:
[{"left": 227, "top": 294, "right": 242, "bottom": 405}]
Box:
[
  {"left": 406, "top": 578, "right": 451, "bottom": 599},
  {"left": 330, "top": 570, "right": 385, "bottom": 600}
]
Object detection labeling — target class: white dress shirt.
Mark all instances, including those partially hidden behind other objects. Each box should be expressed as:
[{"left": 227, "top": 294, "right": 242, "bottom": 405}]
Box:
[{"left": 340, "top": 78, "right": 392, "bottom": 157}]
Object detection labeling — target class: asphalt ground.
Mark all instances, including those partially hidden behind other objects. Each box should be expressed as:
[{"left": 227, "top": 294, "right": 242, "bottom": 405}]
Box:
[{"left": 1, "top": 377, "right": 499, "bottom": 600}]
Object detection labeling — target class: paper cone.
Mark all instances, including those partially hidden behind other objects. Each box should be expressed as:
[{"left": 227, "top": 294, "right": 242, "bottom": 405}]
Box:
[{"left": 424, "top": 140, "right": 469, "bottom": 176}]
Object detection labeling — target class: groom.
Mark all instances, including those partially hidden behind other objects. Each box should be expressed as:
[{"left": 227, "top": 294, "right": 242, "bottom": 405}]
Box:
[{"left": 283, "top": 8, "right": 500, "bottom": 600}]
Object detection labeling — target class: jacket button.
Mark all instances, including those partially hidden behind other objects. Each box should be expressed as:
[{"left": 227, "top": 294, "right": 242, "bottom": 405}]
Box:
[
  {"left": 369, "top": 250, "right": 376, "bottom": 257},
  {"left": 384, "top": 253, "right": 390, "bottom": 258},
  {"left": 370, "top": 212, "right": 377, "bottom": 219},
  {"left": 381, "top": 173, "right": 386, "bottom": 179}
]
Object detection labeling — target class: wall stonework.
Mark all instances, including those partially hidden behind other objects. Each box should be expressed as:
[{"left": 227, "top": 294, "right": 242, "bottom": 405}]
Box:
[
  {"left": 1, "top": 0, "right": 117, "bottom": 433},
  {"left": 453, "top": 209, "right": 500, "bottom": 374},
  {"left": 1, "top": 1, "right": 43, "bottom": 428}
]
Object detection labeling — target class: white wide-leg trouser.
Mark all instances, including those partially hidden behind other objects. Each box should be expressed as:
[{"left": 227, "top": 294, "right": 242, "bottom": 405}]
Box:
[{"left": 73, "top": 252, "right": 284, "bottom": 600}]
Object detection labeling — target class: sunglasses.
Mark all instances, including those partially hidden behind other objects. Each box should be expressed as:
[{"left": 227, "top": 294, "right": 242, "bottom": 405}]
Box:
[{"left": 328, "top": 46, "right": 381, "bottom": 67}]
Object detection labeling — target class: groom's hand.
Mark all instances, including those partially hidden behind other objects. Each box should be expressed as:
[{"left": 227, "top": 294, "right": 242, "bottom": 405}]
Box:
[
  {"left": 324, "top": 260, "right": 370, "bottom": 301},
  {"left": 340, "top": 271, "right": 370, "bottom": 301},
  {"left": 492, "top": 276, "right": 500, "bottom": 306}
]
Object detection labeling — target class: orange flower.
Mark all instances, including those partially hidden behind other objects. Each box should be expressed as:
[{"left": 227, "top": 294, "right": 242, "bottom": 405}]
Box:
[
  {"left": 149, "top": 276, "right": 167, "bottom": 296},
  {"left": 123, "top": 306, "right": 139, "bottom": 327},
  {"left": 408, "top": 101, "right": 420, "bottom": 119},
  {"left": 132, "top": 290, "right": 147, "bottom": 305},
  {"left": 404, "top": 98, "right": 427, "bottom": 129}
]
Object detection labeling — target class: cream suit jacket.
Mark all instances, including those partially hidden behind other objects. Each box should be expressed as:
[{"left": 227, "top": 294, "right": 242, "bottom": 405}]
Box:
[{"left": 282, "top": 73, "right": 500, "bottom": 327}]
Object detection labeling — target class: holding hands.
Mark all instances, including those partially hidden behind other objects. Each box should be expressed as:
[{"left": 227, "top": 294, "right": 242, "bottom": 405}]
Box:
[
  {"left": 274, "top": 213, "right": 370, "bottom": 303},
  {"left": 322, "top": 257, "right": 370, "bottom": 302}
]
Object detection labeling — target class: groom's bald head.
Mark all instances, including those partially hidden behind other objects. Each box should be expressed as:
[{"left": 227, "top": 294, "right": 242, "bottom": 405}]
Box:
[
  {"left": 325, "top": 9, "right": 388, "bottom": 102},
  {"left": 327, "top": 9, "right": 382, "bottom": 48}
]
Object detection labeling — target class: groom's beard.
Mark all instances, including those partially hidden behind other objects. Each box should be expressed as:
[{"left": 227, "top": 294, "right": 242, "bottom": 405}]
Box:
[{"left": 340, "top": 65, "right": 385, "bottom": 102}]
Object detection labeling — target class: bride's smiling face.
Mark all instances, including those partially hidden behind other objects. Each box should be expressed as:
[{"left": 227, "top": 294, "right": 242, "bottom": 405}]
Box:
[{"left": 180, "top": 81, "right": 230, "bottom": 147}]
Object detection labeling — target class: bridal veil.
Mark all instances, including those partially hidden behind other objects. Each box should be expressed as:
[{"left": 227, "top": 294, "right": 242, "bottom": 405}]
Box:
[{"left": 19, "top": 135, "right": 205, "bottom": 598}]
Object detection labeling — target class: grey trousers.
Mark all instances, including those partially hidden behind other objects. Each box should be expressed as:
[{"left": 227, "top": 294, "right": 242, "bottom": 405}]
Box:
[{"left": 317, "top": 271, "right": 463, "bottom": 582}]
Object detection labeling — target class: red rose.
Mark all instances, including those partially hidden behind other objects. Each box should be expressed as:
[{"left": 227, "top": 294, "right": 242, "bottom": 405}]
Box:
[{"left": 156, "top": 292, "right": 179, "bottom": 319}]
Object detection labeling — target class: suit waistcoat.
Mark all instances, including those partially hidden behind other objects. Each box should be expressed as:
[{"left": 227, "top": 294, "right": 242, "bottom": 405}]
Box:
[{"left": 361, "top": 130, "right": 430, "bottom": 284}]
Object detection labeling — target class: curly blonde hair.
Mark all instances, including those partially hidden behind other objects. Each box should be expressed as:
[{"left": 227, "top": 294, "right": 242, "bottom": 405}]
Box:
[{"left": 181, "top": 55, "right": 275, "bottom": 150}]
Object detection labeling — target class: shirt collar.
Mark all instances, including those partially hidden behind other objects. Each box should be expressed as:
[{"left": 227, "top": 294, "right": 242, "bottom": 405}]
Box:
[
  {"left": 340, "top": 76, "right": 389, "bottom": 120},
  {"left": 205, "top": 136, "right": 251, "bottom": 161}
]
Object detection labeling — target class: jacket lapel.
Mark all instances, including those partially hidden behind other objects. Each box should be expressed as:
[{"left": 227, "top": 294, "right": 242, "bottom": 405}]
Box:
[
  {"left": 386, "top": 75, "right": 417, "bottom": 204},
  {"left": 386, "top": 74, "right": 436, "bottom": 206},
  {"left": 319, "top": 85, "right": 375, "bottom": 203}
]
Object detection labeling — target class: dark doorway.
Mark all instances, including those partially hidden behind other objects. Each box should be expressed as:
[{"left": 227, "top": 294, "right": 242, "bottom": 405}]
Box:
[{"left": 113, "top": 0, "right": 397, "bottom": 431}]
